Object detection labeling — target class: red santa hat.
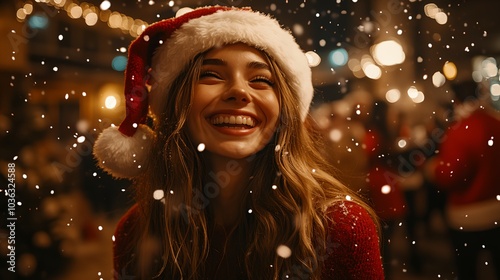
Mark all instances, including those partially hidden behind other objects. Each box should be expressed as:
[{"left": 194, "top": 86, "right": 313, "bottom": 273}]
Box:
[{"left": 93, "top": 5, "right": 314, "bottom": 179}]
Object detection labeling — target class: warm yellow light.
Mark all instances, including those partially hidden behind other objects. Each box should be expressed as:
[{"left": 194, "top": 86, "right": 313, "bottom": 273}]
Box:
[
  {"left": 305, "top": 51, "right": 321, "bottom": 67},
  {"left": 108, "top": 12, "right": 122, "bottom": 28},
  {"left": 435, "top": 12, "right": 448, "bottom": 25},
  {"left": 412, "top": 91, "right": 425, "bottom": 103},
  {"left": 85, "top": 12, "right": 98, "bottom": 26},
  {"left": 363, "top": 63, "right": 382, "bottom": 79},
  {"left": 385, "top": 89, "right": 401, "bottom": 103},
  {"left": 23, "top": 3, "right": 33, "bottom": 14},
  {"left": 176, "top": 7, "right": 194, "bottom": 18},
  {"left": 432, "top": 71, "right": 446, "bottom": 87},
  {"left": 105, "top": 96, "right": 117, "bottom": 109},
  {"left": 407, "top": 86, "right": 419, "bottom": 99},
  {"left": 69, "top": 5, "right": 83, "bottom": 19},
  {"left": 16, "top": 8, "right": 27, "bottom": 20},
  {"left": 100, "top": 84, "right": 122, "bottom": 110},
  {"left": 443, "top": 62, "right": 457, "bottom": 80},
  {"left": 372, "top": 40, "right": 405, "bottom": 66},
  {"left": 424, "top": 3, "right": 439, "bottom": 18}
]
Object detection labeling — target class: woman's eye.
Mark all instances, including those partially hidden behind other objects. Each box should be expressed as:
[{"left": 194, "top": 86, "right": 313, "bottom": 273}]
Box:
[
  {"left": 251, "top": 76, "right": 274, "bottom": 86},
  {"left": 200, "top": 71, "right": 221, "bottom": 79}
]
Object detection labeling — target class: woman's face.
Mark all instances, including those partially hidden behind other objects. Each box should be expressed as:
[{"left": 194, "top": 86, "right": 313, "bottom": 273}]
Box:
[{"left": 187, "top": 43, "right": 280, "bottom": 160}]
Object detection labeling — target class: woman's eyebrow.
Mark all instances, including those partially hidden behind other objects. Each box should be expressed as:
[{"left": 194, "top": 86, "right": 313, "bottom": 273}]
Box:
[
  {"left": 202, "top": 58, "right": 226, "bottom": 65},
  {"left": 247, "top": 61, "right": 270, "bottom": 71},
  {"left": 202, "top": 58, "right": 270, "bottom": 70}
]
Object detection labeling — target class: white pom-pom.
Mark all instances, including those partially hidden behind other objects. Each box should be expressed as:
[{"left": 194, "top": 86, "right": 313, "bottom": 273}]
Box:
[{"left": 93, "top": 125, "right": 155, "bottom": 178}]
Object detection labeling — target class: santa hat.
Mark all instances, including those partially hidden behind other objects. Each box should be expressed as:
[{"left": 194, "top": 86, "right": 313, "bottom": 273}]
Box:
[{"left": 93, "top": 6, "right": 314, "bottom": 179}]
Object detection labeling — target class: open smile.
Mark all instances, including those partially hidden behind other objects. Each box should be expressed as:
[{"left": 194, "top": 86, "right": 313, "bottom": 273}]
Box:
[{"left": 209, "top": 114, "right": 258, "bottom": 129}]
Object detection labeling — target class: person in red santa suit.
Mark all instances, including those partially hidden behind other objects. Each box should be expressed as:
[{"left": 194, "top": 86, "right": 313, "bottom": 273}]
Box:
[
  {"left": 426, "top": 80, "right": 500, "bottom": 279},
  {"left": 93, "top": 6, "right": 384, "bottom": 280}
]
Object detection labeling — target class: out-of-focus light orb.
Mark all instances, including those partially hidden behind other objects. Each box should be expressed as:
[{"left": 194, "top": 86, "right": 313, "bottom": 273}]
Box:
[
  {"left": 424, "top": 3, "right": 439, "bottom": 18},
  {"left": 407, "top": 86, "right": 419, "bottom": 99},
  {"left": 104, "top": 95, "right": 117, "bottom": 109},
  {"left": 108, "top": 12, "right": 122, "bottom": 28},
  {"left": 472, "top": 71, "right": 483, "bottom": 82},
  {"left": 432, "top": 71, "right": 446, "bottom": 87},
  {"left": 153, "top": 189, "right": 164, "bottom": 200},
  {"left": 362, "top": 21, "right": 375, "bottom": 33},
  {"left": 386, "top": 89, "right": 401, "bottom": 103},
  {"left": 435, "top": 11, "right": 448, "bottom": 25},
  {"left": 372, "top": 40, "right": 405, "bottom": 66},
  {"left": 16, "top": 8, "right": 27, "bottom": 20},
  {"left": 305, "top": 51, "right": 321, "bottom": 67},
  {"left": 111, "top": 55, "right": 127, "bottom": 71},
  {"left": 412, "top": 90, "right": 425, "bottom": 103},
  {"left": 363, "top": 62, "right": 382, "bottom": 79},
  {"left": 277, "top": 245, "right": 292, "bottom": 259},
  {"left": 491, "top": 84, "right": 500, "bottom": 97},
  {"left": 23, "top": 3, "right": 33, "bottom": 14},
  {"left": 53, "top": 0, "right": 65, "bottom": 7},
  {"left": 329, "top": 129, "right": 342, "bottom": 142},
  {"left": 100, "top": 0, "right": 111, "bottom": 10},
  {"left": 443, "top": 61, "right": 457, "bottom": 80},
  {"left": 329, "top": 48, "right": 348, "bottom": 67},
  {"left": 85, "top": 12, "right": 98, "bottom": 26},
  {"left": 398, "top": 138, "right": 407, "bottom": 148},
  {"left": 488, "top": 139, "right": 494, "bottom": 146},
  {"left": 293, "top": 23, "right": 304, "bottom": 36},
  {"left": 28, "top": 13, "right": 49, "bottom": 29},
  {"left": 197, "top": 143, "right": 206, "bottom": 152},
  {"left": 176, "top": 7, "right": 194, "bottom": 17},
  {"left": 482, "top": 57, "right": 498, "bottom": 78},
  {"left": 69, "top": 4, "right": 83, "bottom": 19},
  {"left": 76, "top": 120, "right": 90, "bottom": 133},
  {"left": 381, "top": 185, "right": 391, "bottom": 194}
]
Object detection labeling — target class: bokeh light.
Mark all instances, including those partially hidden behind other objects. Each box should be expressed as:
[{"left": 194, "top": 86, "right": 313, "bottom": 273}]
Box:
[
  {"left": 328, "top": 48, "right": 348, "bottom": 67},
  {"left": 111, "top": 55, "right": 127, "bottom": 71},
  {"left": 372, "top": 40, "right": 405, "bottom": 66}
]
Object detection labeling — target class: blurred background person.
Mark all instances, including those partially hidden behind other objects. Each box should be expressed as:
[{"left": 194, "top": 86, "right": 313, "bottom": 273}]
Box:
[
  {"left": 426, "top": 80, "right": 500, "bottom": 280},
  {"left": 361, "top": 100, "right": 408, "bottom": 278}
]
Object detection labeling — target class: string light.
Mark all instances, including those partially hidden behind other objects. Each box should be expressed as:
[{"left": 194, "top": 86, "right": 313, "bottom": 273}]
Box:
[{"left": 17, "top": 0, "right": 149, "bottom": 37}]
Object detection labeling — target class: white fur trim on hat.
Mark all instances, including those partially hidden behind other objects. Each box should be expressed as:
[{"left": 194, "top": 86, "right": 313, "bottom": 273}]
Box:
[
  {"left": 93, "top": 124, "right": 155, "bottom": 179},
  {"left": 149, "top": 9, "right": 313, "bottom": 120}
]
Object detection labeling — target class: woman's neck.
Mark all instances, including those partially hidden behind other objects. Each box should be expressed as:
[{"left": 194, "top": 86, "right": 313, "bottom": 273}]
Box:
[{"left": 203, "top": 153, "right": 253, "bottom": 228}]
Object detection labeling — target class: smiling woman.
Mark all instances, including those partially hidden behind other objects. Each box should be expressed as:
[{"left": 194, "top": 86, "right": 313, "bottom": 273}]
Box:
[
  {"left": 92, "top": 6, "right": 384, "bottom": 280},
  {"left": 188, "top": 44, "right": 280, "bottom": 161}
]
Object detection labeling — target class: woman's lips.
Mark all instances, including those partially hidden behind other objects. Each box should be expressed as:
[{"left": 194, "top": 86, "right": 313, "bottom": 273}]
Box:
[{"left": 209, "top": 114, "right": 257, "bottom": 128}]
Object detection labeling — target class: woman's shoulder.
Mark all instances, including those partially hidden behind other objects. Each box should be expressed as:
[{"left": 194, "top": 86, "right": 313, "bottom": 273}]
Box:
[
  {"left": 326, "top": 200, "right": 375, "bottom": 225},
  {"left": 115, "top": 203, "right": 140, "bottom": 236},
  {"left": 321, "top": 200, "right": 384, "bottom": 279},
  {"left": 324, "top": 200, "right": 379, "bottom": 246},
  {"left": 113, "top": 204, "right": 140, "bottom": 278}
]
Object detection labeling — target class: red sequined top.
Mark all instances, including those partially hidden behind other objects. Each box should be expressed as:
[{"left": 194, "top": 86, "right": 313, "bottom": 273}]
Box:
[{"left": 112, "top": 201, "right": 384, "bottom": 279}]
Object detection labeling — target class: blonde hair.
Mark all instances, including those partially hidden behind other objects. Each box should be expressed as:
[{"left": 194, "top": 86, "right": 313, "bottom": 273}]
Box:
[{"left": 128, "top": 47, "right": 378, "bottom": 279}]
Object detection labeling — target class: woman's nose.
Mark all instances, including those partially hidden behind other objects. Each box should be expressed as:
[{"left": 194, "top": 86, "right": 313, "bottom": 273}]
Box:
[{"left": 223, "top": 78, "right": 251, "bottom": 103}]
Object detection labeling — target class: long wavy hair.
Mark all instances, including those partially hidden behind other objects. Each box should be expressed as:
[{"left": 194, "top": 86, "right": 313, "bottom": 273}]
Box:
[{"left": 129, "top": 47, "right": 379, "bottom": 279}]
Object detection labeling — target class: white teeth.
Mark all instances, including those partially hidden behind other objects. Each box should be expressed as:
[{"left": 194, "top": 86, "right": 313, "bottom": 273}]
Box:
[{"left": 211, "top": 114, "right": 256, "bottom": 127}]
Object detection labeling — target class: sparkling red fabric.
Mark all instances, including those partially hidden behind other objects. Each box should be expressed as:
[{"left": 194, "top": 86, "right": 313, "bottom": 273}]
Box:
[{"left": 112, "top": 201, "right": 384, "bottom": 279}]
